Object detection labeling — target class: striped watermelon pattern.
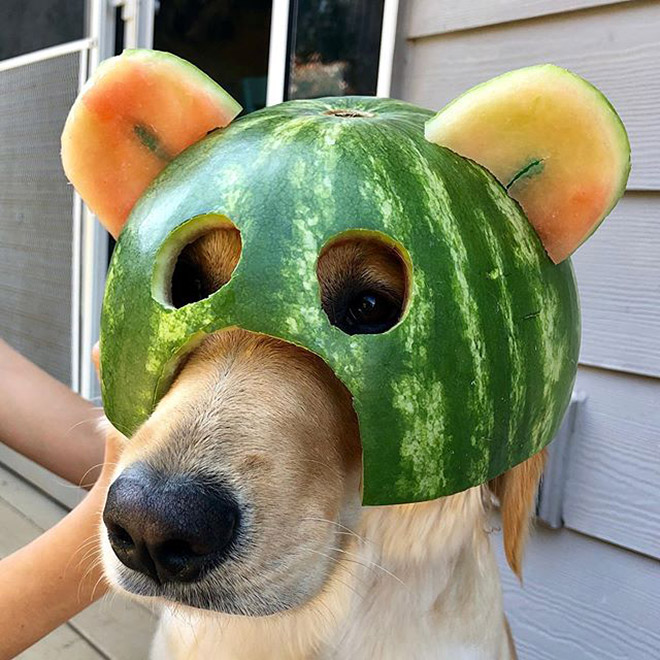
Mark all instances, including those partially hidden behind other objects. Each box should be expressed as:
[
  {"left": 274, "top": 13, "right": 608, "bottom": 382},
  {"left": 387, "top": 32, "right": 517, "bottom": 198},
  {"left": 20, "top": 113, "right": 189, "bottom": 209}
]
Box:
[{"left": 101, "top": 96, "right": 580, "bottom": 505}]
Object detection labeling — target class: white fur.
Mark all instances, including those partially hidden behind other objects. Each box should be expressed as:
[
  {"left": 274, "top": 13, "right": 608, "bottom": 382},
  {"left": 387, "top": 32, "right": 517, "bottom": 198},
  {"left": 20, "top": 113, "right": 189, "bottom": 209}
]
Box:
[{"left": 148, "top": 488, "right": 512, "bottom": 660}]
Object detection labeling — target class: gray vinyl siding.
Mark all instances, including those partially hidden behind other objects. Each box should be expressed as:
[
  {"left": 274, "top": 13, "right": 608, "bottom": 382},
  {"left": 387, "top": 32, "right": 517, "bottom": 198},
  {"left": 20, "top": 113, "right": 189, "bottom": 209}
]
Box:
[
  {"left": 392, "top": 1, "right": 660, "bottom": 657},
  {"left": 494, "top": 525, "right": 660, "bottom": 660}
]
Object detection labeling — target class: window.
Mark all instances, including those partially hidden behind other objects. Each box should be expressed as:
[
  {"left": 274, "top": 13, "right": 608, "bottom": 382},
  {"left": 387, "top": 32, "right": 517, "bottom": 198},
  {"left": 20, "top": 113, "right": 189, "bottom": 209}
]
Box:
[
  {"left": 286, "top": 0, "right": 386, "bottom": 100},
  {"left": 0, "top": 0, "right": 85, "bottom": 61},
  {"left": 154, "top": 0, "right": 272, "bottom": 113}
]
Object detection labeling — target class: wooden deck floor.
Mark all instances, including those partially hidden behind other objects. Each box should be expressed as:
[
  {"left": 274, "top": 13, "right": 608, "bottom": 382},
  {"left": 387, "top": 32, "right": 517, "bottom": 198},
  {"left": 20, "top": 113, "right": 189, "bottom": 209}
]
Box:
[{"left": 0, "top": 463, "right": 157, "bottom": 659}]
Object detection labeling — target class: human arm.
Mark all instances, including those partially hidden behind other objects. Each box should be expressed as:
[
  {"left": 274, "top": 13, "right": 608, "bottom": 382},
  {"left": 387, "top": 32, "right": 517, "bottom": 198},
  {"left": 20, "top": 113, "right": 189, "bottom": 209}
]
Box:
[
  {"left": 0, "top": 338, "right": 104, "bottom": 486},
  {"left": 0, "top": 427, "right": 121, "bottom": 658}
]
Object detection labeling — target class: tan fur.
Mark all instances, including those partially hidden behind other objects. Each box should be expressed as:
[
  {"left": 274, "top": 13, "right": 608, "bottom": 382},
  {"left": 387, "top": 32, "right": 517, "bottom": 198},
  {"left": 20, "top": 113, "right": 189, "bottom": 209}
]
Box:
[
  {"left": 504, "top": 617, "right": 518, "bottom": 660},
  {"left": 101, "top": 228, "right": 544, "bottom": 659},
  {"left": 317, "top": 234, "right": 409, "bottom": 309},
  {"left": 178, "top": 225, "right": 242, "bottom": 292},
  {"left": 489, "top": 450, "right": 547, "bottom": 579}
]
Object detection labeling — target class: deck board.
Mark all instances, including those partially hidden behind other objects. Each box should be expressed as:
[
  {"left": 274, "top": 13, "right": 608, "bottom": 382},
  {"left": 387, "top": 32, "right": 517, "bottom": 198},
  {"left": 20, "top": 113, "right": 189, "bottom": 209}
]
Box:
[{"left": 18, "top": 624, "right": 104, "bottom": 660}]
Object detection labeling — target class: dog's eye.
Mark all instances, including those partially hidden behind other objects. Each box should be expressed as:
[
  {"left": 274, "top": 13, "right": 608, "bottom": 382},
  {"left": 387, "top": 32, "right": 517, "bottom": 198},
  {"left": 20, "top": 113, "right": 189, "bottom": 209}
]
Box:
[
  {"left": 317, "top": 231, "right": 410, "bottom": 336},
  {"left": 171, "top": 259, "right": 206, "bottom": 308},
  {"left": 339, "top": 289, "right": 400, "bottom": 335},
  {"left": 166, "top": 220, "right": 242, "bottom": 309}
]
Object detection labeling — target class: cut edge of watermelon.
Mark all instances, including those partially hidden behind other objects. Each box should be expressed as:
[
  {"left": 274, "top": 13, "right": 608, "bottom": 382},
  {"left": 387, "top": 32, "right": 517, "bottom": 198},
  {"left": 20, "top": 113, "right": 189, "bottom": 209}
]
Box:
[
  {"left": 120, "top": 49, "right": 243, "bottom": 119},
  {"left": 151, "top": 212, "right": 240, "bottom": 308},
  {"left": 424, "top": 64, "right": 631, "bottom": 263},
  {"left": 318, "top": 228, "right": 415, "bottom": 331},
  {"left": 62, "top": 49, "right": 243, "bottom": 238},
  {"left": 87, "top": 49, "right": 243, "bottom": 121}
]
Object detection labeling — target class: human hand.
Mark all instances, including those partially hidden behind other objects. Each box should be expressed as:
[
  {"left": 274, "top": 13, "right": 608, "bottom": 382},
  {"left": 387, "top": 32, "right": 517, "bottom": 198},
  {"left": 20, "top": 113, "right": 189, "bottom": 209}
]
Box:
[{"left": 0, "top": 340, "right": 123, "bottom": 658}]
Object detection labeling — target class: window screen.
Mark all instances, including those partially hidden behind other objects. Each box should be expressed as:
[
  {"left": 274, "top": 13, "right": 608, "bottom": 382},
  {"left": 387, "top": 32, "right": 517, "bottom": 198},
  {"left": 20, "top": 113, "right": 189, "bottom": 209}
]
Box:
[
  {"left": 0, "top": 0, "right": 85, "bottom": 61},
  {"left": 0, "top": 52, "right": 80, "bottom": 385}
]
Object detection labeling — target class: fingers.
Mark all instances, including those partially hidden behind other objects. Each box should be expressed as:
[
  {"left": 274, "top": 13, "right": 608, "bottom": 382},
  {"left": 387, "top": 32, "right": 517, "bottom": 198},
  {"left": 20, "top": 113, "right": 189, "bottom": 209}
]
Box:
[{"left": 92, "top": 342, "right": 100, "bottom": 378}]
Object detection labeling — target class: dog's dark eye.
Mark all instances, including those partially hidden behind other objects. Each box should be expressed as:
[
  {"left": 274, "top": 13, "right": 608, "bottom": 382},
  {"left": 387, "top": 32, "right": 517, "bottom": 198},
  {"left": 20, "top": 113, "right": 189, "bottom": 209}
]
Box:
[
  {"left": 341, "top": 290, "right": 399, "bottom": 334},
  {"left": 317, "top": 232, "right": 410, "bottom": 336},
  {"left": 171, "top": 259, "right": 206, "bottom": 308}
]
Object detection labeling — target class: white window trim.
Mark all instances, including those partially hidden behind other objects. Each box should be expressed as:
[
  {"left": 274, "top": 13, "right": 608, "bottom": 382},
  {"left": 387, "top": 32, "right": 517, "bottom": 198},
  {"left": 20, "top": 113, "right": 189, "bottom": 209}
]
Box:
[
  {"left": 376, "top": 0, "right": 400, "bottom": 98},
  {"left": 266, "top": 0, "right": 291, "bottom": 106},
  {"left": 0, "top": 38, "right": 94, "bottom": 72}
]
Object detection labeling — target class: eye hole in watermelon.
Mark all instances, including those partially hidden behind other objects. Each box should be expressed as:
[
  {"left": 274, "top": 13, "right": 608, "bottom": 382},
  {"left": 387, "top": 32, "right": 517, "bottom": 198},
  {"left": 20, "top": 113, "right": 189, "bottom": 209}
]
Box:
[
  {"left": 317, "top": 230, "right": 412, "bottom": 336},
  {"left": 152, "top": 213, "right": 241, "bottom": 309}
]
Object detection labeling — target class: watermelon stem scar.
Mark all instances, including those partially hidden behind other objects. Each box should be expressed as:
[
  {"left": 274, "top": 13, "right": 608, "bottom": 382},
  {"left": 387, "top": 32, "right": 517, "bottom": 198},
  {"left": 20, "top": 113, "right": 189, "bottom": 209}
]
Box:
[{"left": 323, "top": 108, "right": 375, "bottom": 119}]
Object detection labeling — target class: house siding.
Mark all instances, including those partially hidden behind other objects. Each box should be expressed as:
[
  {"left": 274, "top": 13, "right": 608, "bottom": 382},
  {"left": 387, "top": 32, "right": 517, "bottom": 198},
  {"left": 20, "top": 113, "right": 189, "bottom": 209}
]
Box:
[{"left": 392, "top": 1, "right": 660, "bottom": 657}]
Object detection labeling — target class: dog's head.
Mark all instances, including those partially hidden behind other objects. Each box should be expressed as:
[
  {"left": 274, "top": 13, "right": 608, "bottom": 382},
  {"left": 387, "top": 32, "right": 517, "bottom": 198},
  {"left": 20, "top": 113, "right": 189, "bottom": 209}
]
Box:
[
  {"left": 60, "top": 52, "right": 625, "bottom": 616},
  {"left": 102, "top": 228, "right": 389, "bottom": 614},
  {"left": 100, "top": 226, "right": 544, "bottom": 614}
]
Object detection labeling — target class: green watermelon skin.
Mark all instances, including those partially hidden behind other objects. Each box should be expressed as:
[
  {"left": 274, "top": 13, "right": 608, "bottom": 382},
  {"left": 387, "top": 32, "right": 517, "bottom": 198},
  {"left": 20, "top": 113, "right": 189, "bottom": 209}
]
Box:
[{"left": 101, "top": 96, "right": 580, "bottom": 506}]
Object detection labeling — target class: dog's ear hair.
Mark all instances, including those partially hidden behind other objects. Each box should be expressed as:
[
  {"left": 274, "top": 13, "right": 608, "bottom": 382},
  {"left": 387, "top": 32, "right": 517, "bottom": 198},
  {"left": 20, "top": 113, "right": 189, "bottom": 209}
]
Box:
[{"left": 488, "top": 449, "right": 546, "bottom": 580}]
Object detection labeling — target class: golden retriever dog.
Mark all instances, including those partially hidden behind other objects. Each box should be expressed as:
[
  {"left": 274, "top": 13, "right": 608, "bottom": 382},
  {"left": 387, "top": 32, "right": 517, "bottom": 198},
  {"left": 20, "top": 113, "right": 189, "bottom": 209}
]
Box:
[{"left": 100, "top": 226, "right": 545, "bottom": 659}]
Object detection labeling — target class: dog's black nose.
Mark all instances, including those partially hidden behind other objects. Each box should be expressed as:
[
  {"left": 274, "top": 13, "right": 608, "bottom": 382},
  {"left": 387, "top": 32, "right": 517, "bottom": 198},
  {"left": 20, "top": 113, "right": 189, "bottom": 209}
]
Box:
[{"left": 103, "top": 464, "right": 238, "bottom": 584}]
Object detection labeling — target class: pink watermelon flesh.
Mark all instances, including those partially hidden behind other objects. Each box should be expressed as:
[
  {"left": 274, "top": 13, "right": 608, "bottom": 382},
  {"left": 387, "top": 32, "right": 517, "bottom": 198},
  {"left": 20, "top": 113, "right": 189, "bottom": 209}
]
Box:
[
  {"left": 61, "top": 49, "right": 242, "bottom": 237},
  {"left": 425, "top": 65, "right": 630, "bottom": 263}
]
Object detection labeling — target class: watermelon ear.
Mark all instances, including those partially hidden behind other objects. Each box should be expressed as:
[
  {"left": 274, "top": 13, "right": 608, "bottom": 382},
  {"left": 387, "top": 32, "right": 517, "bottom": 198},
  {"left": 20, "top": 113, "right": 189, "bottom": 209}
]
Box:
[
  {"left": 61, "top": 49, "right": 242, "bottom": 238},
  {"left": 425, "top": 64, "right": 630, "bottom": 263}
]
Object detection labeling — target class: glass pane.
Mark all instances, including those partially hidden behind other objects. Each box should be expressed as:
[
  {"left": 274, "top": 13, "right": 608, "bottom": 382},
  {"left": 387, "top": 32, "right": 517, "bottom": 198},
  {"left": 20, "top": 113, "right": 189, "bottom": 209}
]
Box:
[
  {"left": 286, "top": 0, "right": 385, "bottom": 100},
  {"left": 0, "top": 0, "right": 85, "bottom": 61},
  {"left": 154, "top": 0, "right": 271, "bottom": 114}
]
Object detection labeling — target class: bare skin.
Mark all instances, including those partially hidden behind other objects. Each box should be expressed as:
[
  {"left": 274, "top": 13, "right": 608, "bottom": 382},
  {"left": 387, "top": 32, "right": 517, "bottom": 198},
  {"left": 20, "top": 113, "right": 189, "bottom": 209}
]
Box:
[
  {"left": 0, "top": 339, "right": 113, "bottom": 657},
  {"left": 0, "top": 338, "right": 105, "bottom": 486}
]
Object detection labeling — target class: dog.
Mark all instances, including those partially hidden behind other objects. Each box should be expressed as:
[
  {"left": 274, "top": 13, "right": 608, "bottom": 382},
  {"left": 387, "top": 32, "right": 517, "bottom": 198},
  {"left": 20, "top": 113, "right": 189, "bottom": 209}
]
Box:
[{"left": 100, "top": 225, "right": 545, "bottom": 659}]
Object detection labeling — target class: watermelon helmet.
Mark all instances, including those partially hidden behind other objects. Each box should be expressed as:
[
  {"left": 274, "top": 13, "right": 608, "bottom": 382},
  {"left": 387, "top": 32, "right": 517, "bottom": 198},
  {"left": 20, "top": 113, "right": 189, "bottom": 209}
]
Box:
[{"left": 62, "top": 53, "right": 628, "bottom": 505}]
